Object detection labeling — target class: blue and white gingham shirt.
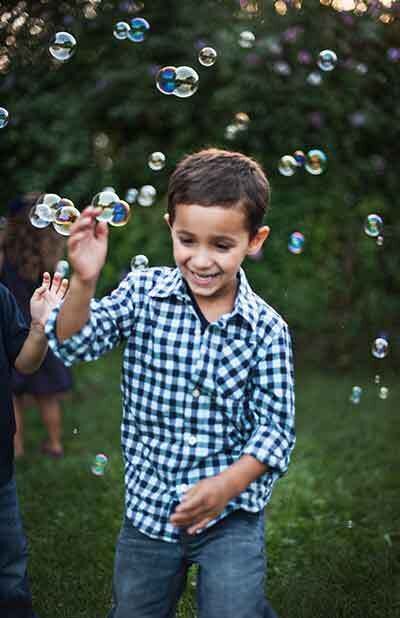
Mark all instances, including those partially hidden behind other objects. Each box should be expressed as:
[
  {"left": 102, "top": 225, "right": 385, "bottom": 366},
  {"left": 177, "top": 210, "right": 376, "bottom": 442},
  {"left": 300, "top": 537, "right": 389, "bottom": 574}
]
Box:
[{"left": 46, "top": 267, "right": 295, "bottom": 543}]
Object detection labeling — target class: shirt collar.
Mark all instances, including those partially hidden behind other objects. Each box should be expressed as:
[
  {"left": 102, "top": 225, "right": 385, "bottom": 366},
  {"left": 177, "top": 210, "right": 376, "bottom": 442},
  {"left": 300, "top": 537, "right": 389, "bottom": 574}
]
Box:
[{"left": 149, "top": 267, "right": 259, "bottom": 331}]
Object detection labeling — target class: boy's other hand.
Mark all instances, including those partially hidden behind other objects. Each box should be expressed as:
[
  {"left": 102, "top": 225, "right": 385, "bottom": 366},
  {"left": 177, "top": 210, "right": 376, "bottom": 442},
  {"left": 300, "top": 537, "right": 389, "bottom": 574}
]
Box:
[
  {"left": 68, "top": 206, "right": 109, "bottom": 284},
  {"left": 30, "top": 271, "right": 69, "bottom": 328},
  {"left": 169, "top": 476, "right": 232, "bottom": 535}
]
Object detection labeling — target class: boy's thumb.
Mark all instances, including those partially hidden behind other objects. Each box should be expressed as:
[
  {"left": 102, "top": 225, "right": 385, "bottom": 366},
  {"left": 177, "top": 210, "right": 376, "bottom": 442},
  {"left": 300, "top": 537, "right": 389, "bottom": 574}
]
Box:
[{"left": 96, "top": 221, "right": 109, "bottom": 239}]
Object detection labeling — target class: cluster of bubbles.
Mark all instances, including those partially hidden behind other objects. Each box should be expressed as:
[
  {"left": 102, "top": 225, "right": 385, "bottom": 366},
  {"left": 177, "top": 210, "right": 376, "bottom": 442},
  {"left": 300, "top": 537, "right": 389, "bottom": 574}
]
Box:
[
  {"left": 125, "top": 185, "right": 157, "bottom": 207},
  {"left": 156, "top": 65, "right": 200, "bottom": 98},
  {"left": 0, "top": 107, "right": 9, "bottom": 128},
  {"left": 225, "top": 111, "right": 251, "bottom": 140},
  {"left": 239, "top": 31, "right": 256, "bottom": 48},
  {"left": 91, "top": 453, "right": 108, "bottom": 476},
  {"left": 278, "top": 149, "right": 328, "bottom": 176},
  {"left": 317, "top": 49, "right": 338, "bottom": 72},
  {"left": 130, "top": 254, "right": 149, "bottom": 270},
  {"left": 91, "top": 190, "right": 131, "bottom": 226},
  {"left": 148, "top": 151, "right": 166, "bottom": 171},
  {"left": 29, "top": 193, "right": 80, "bottom": 237},
  {"left": 198, "top": 47, "right": 218, "bottom": 67},
  {"left": 364, "top": 213, "right": 384, "bottom": 246},
  {"left": 288, "top": 231, "right": 305, "bottom": 255},
  {"left": 371, "top": 337, "right": 389, "bottom": 359},
  {"left": 349, "top": 385, "right": 362, "bottom": 405},
  {"left": 49, "top": 32, "right": 77, "bottom": 62},
  {"left": 113, "top": 17, "right": 150, "bottom": 43}
]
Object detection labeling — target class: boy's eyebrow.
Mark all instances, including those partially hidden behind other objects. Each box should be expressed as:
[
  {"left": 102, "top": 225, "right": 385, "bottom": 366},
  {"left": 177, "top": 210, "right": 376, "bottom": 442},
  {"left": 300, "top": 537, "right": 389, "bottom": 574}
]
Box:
[{"left": 175, "top": 229, "right": 237, "bottom": 242}]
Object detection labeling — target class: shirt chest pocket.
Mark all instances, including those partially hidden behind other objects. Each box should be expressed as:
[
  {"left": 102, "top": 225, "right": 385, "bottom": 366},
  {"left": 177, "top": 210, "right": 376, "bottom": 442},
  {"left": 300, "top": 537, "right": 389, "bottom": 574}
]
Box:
[{"left": 204, "top": 338, "right": 255, "bottom": 405}]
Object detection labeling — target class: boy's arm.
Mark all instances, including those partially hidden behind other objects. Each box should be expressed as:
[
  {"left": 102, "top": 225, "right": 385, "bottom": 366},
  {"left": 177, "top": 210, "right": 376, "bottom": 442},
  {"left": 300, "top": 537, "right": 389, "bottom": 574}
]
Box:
[{"left": 14, "top": 322, "right": 48, "bottom": 374}]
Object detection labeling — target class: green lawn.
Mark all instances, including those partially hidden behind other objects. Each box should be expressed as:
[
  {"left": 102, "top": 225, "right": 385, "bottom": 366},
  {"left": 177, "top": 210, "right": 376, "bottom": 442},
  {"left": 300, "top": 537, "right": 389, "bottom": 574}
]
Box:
[{"left": 15, "top": 349, "right": 399, "bottom": 618}]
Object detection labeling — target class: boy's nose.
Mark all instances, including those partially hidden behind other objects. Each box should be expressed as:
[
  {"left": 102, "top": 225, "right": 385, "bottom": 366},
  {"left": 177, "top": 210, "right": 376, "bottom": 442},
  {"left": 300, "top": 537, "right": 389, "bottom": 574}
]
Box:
[{"left": 191, "top": 251, "right": 213, "bottom": 269}]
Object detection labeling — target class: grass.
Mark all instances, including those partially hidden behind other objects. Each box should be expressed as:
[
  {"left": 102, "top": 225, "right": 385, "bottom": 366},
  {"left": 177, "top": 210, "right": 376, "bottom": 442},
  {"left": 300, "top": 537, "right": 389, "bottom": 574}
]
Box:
[{"left": 15, "top": 349, "right": 399, "bottom": 618}]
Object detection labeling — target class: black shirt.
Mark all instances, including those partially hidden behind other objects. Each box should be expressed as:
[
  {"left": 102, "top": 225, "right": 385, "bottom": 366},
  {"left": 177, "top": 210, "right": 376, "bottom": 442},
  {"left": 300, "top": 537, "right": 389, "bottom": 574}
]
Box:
[
  {"left": 0, "top": 283, "right": 29, "bottom": 486},
  {"left": 183, "top": 280, "right": 210, "bottom": 333}
]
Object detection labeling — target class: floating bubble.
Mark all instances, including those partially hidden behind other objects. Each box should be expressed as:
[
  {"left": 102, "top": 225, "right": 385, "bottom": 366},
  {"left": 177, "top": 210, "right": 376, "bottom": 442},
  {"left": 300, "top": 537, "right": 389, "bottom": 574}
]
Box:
[
  {"left": 55, "top": 259, "right": 69, "bottom": 277},
  {"left": 372, "top": 337, "right": 389, "bottom": 359},
  {"left": 174, "top": 66, "right": 199, "bottom": 98},
  {"left": 137, "top": 185, "right": 156, "bottom": 207},
  {"left": 307, "top": 71, "right": 322, "bottom": 86},
  {"left": 53, "top": 200, "right": 80, "bottom": 236},
  {"left": 349, "top": 385, "right": 362, "bottom": 405},
  {"left": 364, "top": 214, "right": 383, "bottom": 238},
  {"left": 72, "top": 427, "right": 79, "bottom": 436},
  {"left": 293, "top": 150, "right": 306, "bottom": 167},
  {"left": 113, "top": 21, "right": 130, "bottom": 40},
  {"left": 239, "top": 31, "right": 256, "bottom": 49},
  {"left": 109, "top": 200, "right": 131, "bottom": 227},
  {"left": 156, "top": 66, "right": 177, "bottom": 95},
  {"left": 35, "top": 203, "right": 54, "bottom": 221},
  {"left": 102, "top": 186, "right": 117, "bottom": 193},
  {"left": 128, "top": 17, "right": 150, "bottom": 43},
  {"left": 125, "top": 188, "right": 138, "bottom": 204},
  {"left": 198, "top": 46, "right": 217, "bottom": 67},
  {"left": 131, "top": 254, "right": 149, "bottom": 270},
  {"left": 374, "top": 374, "right": 381, "bottom": 385},
  {"left": 92, "top": 190, "right": 119, "bottom": 222},
  {"left": 35, "top": 193, "right": 61, "bottom": 222},
  {"left": 29, "top": 206, "right": 50, "bottom": 229},
  {"left": 305, "top": 149, "right": 327, "bottom": 175},
  {"left": 379, "top": 386, "right": 389, "bottom": 400},
  {"left": 148, "top": 151, "right": 166, "bottom": 171},
  {"left": 288, "top": 231, "right": 305, "bottom": 255},
  {"left": 278, "top": 155, "right": 297, "bottom": 177},
  {"left": 225, "top": 124, "right": 239, "bottom": 140},
  {"left": 376, "top": 235, "right": 384, "bottom": 247},
  {"left": 0, "top": 216, "right": 7, "bottom": 230},
  {"left": 0, "top": 107, "right": 9, "bottom": 128},
  {"left": 49, "top": 32, "right": 77, "bottom": 62},
  {"left": 91, "top": 453, "right": 108, "bottom": 476},
  {"left": 317, "top": 49, "right": 338, "bottom": 72},
  {"left": 234, "top": 112, "right": 250, "bottom": 130}
]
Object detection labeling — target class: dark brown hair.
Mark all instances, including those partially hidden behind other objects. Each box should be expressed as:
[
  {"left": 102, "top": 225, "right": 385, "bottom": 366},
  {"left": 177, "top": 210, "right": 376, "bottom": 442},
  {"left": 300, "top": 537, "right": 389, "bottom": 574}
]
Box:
[
  {"left": 4, "top": 192, "right": 65, "bottom": 282},
  {"left": 167, "top": 148, "right": 271, "bottom": 238}
]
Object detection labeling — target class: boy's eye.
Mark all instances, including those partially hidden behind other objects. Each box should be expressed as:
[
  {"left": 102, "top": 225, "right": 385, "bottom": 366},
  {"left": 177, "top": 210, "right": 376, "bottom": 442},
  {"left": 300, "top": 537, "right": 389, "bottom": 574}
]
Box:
[
  {"left": 179, "top": 238, "right": 193, "bottom": 245},
  {"left": 216, "top": 244, "right": 230, "bottom": 251}
]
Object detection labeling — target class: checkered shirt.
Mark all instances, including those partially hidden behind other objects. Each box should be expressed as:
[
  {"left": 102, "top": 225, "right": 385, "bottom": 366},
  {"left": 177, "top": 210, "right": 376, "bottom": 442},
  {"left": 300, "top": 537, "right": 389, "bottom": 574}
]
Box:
[{"left": 46, "top": 267, "right": 295, "bottom": 543}]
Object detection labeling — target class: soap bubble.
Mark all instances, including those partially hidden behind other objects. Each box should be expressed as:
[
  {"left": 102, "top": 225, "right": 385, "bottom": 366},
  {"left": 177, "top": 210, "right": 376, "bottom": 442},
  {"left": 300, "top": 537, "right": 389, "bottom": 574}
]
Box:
[
  {"left": 52, "top": 200, "right": 80, "bottom": 236},
  {"left": 174, "top": 66, "right": 199, "bottom": 98},
  {"left": 29, "top": 206, "right": 50, "bottom": 229},
  {"left": 372, "top": 337, "right": 389, "bottom": 359},
  {"left": 113, "top": 21, "right": 130, "bottom": 40},
  {"left": 156, "top": 66, "right": 177, "bottom": 95},
  {"left": 278, "top": 155, "right": 297, "bottom": 177},
  {"left": 49, "top": 32, "right": 77, "bottom": 62},
  {"left": 137, "top": 185, "right": 156, "bottom": 207},
  {"left": 91, "top": 453, "right": 108, "bottom": 476},
  {"left": 293, "top": 150, "right": 306, "bottom": 167},
  {"left": 225, "top": 124, "right": 239, "bottom": 140},
  {"left": 92, "top": 190, "right": 119, "bottom": 222},
  {"left": 349, "top": 385, "right": 362, "bottom": 405},
  {"left": 198, "top": 46, "right": 217, "bottom": 67},
  {"left": 305, "top": 149, "right": 327, "bottom": 175},
  {"left": 0, "top": 107, "right": 9, "bottom": 128},
  {"left": 317, "top": 49, "right": 338, "bottom": 72},
  {"left": 35, "top": 193, "right": 61, "bottom": 222},
  {"left": 131, "top": 254, "right": 149, "bottom": 270},
  {"left": 239, "top": 31, "right": 256, "bottom": 49},
  {"left": 125, "top": 188, "right": 138, "bottom": 204},
  {"left": 374, "top": 374, "right": 381, "bottom": 385},
  {"left": 379, "top": 386, "right": 389, "bottom": 400},
  {"left": 364, "top": 214, "right": 383, "bottom": 238},
  {"left": 128, "top": 17, "right": 150, "bottom": 43},
  {"left": 376, "top": 235, "right": 384, "bottom": 246},
  {"left": 102, "top": 186, "right": 116, "bottom": 193},
  {"left": 234, "top": 112, "right": 250, "bottom": 130},
  {"left": 148, "top": 151, "right": 166, "bottom": 171},
  {"left": 109, "top": 200, "right": 131, "bottom": 227},
  {"left": 55, "top": 260, "right": 69, "bottom": 277},
  {"left": 288, "top": 231, "right": 305, "bottom": 255},
  {"left": 307, "top": 71, "right": 322, "bottom": 86}
]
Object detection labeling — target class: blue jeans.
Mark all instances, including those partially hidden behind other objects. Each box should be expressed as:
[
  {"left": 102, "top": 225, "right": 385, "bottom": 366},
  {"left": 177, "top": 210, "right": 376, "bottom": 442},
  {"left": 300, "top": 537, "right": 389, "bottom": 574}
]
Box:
[
  {"left": 0, "top": 476, "right": 38, "bottom": 618},
  {"left": 108, "top": 508, "right": 278, "bottom": 618}
]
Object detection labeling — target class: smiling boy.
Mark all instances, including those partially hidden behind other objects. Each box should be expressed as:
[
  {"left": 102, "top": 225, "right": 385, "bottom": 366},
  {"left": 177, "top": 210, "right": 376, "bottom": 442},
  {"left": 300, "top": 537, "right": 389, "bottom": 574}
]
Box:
[{"left": 46, "top": 148, "right": 295, "bottom": 618}]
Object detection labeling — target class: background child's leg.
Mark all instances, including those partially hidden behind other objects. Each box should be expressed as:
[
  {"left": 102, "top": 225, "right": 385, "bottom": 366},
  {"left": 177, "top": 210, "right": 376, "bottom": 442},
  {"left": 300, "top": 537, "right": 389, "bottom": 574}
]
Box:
[
  {"left": 34, "top": 394, "right": 63, "bottom": 455},
  {"left": 12, "top": 396, "right": 24, "bottom": 458},
  {"left": 107, "top": 517, "right": 188, "bottom": 618}
]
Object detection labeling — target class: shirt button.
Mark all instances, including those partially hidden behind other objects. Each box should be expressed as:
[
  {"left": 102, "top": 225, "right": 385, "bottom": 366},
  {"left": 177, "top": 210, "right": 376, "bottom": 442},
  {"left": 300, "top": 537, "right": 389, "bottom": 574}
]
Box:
[
  {"left": 188, "top": 435, "right": 197, "bottom": 446},
  {"left": 192, "top": 388, "right": 201, "bottom": 398}
]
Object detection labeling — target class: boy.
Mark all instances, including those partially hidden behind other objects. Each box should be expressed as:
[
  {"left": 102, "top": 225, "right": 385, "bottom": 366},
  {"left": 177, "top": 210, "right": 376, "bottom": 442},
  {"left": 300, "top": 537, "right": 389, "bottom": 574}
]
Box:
[
  {"left": 0, "top": 269, "right": 68, "bottom": 618},
  {"left": 46, "top": 148, "right": 295, "bottom": 618}
]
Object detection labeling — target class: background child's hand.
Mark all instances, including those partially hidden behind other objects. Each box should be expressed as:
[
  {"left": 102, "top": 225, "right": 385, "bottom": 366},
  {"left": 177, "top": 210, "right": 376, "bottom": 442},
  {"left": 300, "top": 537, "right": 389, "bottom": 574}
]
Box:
[
  {"left": 68, "top": 206, "right": 109, "bottom": 284},
  {"left": 30, "top": 272, "right": 69, "bottom": 328},
  {"left": 169, "top": 476, "right": 232, "bottom": 535}
]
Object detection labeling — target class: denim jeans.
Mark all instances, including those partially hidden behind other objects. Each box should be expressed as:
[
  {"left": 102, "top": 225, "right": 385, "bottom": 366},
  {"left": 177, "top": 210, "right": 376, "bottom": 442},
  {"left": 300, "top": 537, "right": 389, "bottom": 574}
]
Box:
[
  {"left": 107, "top": 508, "right": 278, "bottom": 618},
  {"left": 0, "top": 476, "right": 38, "bottom": 618}
]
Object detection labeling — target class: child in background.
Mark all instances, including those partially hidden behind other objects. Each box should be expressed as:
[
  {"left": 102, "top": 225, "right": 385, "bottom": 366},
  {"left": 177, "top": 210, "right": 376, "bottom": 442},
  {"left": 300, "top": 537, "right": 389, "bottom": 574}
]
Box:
[{"left": 46, "top": 148, "right": 295, "bottom": 618}]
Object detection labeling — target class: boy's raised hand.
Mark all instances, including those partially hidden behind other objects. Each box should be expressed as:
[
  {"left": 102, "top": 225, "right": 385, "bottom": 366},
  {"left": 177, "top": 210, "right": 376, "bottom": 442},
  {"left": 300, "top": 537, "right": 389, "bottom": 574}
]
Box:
[
  {"left": 30, "top": 272, "right": 69, "bottom": 328},
  {"left": 68, "top": 206, "right": 109, "bottom": 284}
]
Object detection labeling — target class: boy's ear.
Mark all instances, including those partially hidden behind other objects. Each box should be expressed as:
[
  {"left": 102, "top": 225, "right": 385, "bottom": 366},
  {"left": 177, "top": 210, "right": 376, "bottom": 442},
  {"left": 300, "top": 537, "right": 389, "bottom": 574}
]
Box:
[
  {"left": 164, "top": 213, "right": 171, "bottom": 229},
  {"left": 247, "top": 225, "right": 270, "bottom": 255}
]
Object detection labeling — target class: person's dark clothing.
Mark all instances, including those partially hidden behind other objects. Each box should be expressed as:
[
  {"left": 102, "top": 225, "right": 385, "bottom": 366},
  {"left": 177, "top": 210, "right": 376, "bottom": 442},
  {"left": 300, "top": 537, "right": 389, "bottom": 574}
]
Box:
[{"left": 0, "top": 259, "right": 72, "bottom": 396}]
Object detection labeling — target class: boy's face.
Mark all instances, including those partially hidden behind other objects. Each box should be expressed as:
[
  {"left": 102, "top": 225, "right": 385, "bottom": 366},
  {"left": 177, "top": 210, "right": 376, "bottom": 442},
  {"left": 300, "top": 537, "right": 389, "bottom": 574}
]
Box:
[{"left": 165, "top": 204, "right": 269, "bottom": 303}]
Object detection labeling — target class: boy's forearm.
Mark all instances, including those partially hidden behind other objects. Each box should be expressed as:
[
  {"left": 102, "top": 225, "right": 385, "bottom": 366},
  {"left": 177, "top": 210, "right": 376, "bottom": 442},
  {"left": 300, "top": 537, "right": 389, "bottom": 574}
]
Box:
[
  {"left": 14, "top": 322, "right": 48, "bottom": 374},
  {"left": 217, "top": 455, "right": 269, "bottom": 501},
  {"left": 56, "top": 274, "right": 97, "bottom": 342}
]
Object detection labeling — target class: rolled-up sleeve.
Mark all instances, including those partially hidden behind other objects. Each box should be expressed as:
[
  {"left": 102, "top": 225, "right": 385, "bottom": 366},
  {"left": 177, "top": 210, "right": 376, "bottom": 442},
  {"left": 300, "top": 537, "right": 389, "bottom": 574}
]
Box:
[
  {"left": 45, "top": 273, "right": 139, "bottom": 366},
  {"left": 242, "top": 323, "right": 295, "bottom": 477}
]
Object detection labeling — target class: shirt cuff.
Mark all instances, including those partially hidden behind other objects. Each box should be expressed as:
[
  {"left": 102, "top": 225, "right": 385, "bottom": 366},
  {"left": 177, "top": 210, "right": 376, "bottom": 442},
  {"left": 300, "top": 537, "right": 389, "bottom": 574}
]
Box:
[
  {"left": 45, "top": 304, "right": 92, "bottom": 366},
  {"left": 242, "top": 425, "right": 294, "bottom": 476}
]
